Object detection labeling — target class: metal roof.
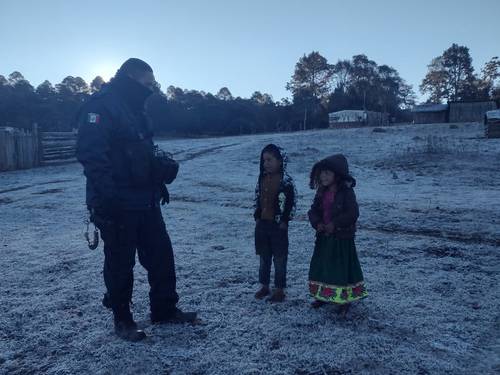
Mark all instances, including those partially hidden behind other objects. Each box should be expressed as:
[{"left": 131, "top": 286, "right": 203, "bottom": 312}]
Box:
[
  {"left": 411, "top": 104, "right": 449, "bottom": 113},
  {"left": 486, "top": 109, "right": 500, "bottom": 120}
]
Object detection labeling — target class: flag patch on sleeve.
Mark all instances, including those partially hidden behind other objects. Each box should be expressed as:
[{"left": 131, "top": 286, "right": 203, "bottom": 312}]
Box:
[{"left": 87, "top": 113, "right": 100, "bottom": 124}]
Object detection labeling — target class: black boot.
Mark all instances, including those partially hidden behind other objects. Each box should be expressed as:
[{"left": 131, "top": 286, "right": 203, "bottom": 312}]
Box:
[
  {"left": 151, "top": 307, "right": 198, "bottom": 324},
  {"left": 311, "top": 299, "right": 327, "bottom": 309},
  {"left": 102, "top": 292, "right": 111, "bottom": 309},
  {"left": 113, "top": 304, "right": 146, "bottom": 342}
]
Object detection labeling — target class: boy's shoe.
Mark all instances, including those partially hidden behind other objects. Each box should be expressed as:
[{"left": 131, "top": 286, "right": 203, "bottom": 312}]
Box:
[
  {"left": 267, "top": 288, "right": 285, "bottom": 303},
  {"left": 151, "top": 308, "right": 198, "bottom": 324},
  {"left": 254, "top": 286, "right": 270, "bottom": 299},
  {"left": 311, "top": 300, "right": 326, "bottom": 309}
]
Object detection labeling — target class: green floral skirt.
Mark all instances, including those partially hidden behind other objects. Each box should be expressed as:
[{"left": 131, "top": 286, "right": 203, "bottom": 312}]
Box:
[{"left": 308, "top": 235, "right": 368, "bottom": 304}]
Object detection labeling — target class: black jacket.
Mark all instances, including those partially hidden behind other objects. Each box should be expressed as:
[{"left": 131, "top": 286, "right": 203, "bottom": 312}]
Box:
[
  {"left": 308, "top": 185, "right": 359, "bottom": 239},
  {"left": 253, "top": 144, "right": 297, "bottom": 223},
  {"left": 76, "top": 75, "right": 160, "bottom": 211},
  {"left": 308, "top": 154, "right": 359, "bottom": 239}
]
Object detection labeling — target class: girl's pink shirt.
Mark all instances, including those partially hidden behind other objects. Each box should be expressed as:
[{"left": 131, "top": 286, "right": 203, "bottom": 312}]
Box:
[{"left": 322, "top": 190, "right": 335, "bottom": 224}]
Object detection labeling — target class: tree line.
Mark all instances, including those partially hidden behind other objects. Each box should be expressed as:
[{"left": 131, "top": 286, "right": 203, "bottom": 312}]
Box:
[
  {"left": 1, "top": 43, "right": 498, "bottom": 135},
  {"left": 420, "top": 44, "right": 499, "bottom": 103}
]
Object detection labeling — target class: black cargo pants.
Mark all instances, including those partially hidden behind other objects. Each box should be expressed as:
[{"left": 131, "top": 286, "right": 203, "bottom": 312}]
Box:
[{"left": 97, "top": 207, "right": 179, "bottom": 316}]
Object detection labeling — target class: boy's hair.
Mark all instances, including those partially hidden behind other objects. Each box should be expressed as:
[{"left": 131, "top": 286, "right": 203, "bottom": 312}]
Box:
[
  {"left": 261, "top": 144, "right": 283, "bottom": 163},
  {"left": 260, "top": 144, "right": 285, "bottom": 175}
]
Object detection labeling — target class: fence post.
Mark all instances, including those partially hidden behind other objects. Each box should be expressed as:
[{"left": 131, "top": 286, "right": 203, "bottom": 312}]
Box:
[{"left": 32, "top": 123, "right": 41, "bottom": 167}]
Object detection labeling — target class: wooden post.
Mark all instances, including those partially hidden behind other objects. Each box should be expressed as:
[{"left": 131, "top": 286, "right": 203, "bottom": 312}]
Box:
[{"left": 32, "top": 122, "right": 41, "bottom": 167}]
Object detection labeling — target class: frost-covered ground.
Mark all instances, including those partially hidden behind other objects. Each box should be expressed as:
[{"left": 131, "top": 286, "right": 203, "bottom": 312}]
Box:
[{"left": 0, "top": 122, "right": 499, "bottom": 375}]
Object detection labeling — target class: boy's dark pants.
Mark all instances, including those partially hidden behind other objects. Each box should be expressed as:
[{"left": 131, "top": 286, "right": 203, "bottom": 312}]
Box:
[
  {"left": 98, "top": 207, "right": 179, "bottom": 316},
  {"left": 255, "top": 220, "right": 288, "bottom": 289}
]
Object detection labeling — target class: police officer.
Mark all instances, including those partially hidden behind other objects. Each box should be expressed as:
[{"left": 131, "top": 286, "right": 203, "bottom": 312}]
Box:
[{"left": 76, "top": 58, "right": 196, "bottom": 342}]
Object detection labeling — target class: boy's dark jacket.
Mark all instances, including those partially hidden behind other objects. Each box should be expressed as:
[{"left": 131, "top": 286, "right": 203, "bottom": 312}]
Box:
[
  {"left": 254, "top": 145, "right": 297, "bottom": 223},
  {"left": 308, "top": 154, "right": 359, "bottom": 239}
]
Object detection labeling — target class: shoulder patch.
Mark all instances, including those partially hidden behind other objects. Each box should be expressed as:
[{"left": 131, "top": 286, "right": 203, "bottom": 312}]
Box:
[{"left": 87, "top": 113, "right": 100, "bottom": 124}]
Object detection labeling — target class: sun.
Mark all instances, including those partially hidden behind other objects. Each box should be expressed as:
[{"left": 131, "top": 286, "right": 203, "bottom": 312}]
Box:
[{"left": 90, "top": 62, "right": 119, "bottom": 82}]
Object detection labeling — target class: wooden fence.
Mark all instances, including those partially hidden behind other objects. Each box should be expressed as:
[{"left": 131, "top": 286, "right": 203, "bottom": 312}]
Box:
[
  {"left": 41, "top": 130, "right": 77, "bottom": 165},
  {"left": 0, "top": 126, "right": 40, "bottom": 171},
  {"left": 0, "top": 125, "right": 77, "bottom": 171}
]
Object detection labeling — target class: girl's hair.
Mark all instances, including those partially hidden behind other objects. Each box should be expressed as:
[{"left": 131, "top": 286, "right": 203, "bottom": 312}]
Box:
[
  {"left": 309, "top": 160, "right": 350, "bottom": 190},
  {"left": 309, "top": 160, "right": 332, "bottom": 189}
]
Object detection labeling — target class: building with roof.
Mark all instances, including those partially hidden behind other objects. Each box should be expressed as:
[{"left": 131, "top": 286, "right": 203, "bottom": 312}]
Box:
[
  {"left": 328, "top": 110, "right": 388, "bottom": 128},
  {"left": 449, "top": 100, "right": 497, "bottom": 123},
  {"left": 411, "top": 104, "right": 448, "bottom": 124}
]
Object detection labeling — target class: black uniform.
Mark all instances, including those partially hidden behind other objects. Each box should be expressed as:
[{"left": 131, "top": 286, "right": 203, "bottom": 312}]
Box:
[{"left": 76, "top": 74, "right": 179, "bottom": 321}]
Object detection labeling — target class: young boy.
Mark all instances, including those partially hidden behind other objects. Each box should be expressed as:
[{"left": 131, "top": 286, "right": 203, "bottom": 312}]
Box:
[{"left": 254, "top": 144, "right": 297, "bottom": 302}]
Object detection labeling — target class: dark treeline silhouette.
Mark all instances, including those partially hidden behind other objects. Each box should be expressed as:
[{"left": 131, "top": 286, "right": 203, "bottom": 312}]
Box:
[
  {"left": 0, "top": 72, "right": 98, "bottom": 132},
  {"left": 147, "top": 86, "right": 297, "bottom": 136},
  {"left": 420, "top": 44, "right": 500, "bottom": 104},
  {"left": 287, "top": 52, "right": 417, "bottom": 127},
  {"left": 0, "top": 71, "right": 300, "bottom": 135},
  {"left": 1, "top": 45, "right": 498, "bottom": 135}
]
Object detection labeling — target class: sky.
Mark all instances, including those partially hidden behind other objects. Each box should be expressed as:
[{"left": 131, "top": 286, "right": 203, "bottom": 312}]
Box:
[{"left": 0, "top": 0, "right": 498, "bottom": 102}]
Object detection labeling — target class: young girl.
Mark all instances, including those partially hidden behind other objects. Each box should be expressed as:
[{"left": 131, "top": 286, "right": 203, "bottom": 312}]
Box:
[{"left": 307, "top": 154, "right": 367, "bottom": 315}]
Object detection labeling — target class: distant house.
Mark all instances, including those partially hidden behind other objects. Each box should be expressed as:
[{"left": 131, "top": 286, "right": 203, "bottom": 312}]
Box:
[
  {"left": 448, "top": 100, "right": 497, "bottom": 123},
  {"left": 328, "top": 110, "right": 388, "bottom": 128},
  {"left": 411, "top": 103, "right": 448, "bottom": 124}
]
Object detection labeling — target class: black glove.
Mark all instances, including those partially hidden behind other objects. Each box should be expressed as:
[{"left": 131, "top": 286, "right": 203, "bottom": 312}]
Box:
[
  {"left": 160, "top": 185, "right": 170, "bottom": 205},
  {"left": 152, "top": 146, "right": 179, "bottom": 185}
]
